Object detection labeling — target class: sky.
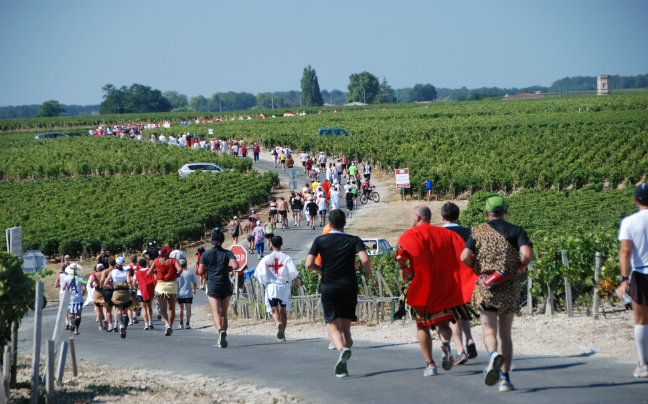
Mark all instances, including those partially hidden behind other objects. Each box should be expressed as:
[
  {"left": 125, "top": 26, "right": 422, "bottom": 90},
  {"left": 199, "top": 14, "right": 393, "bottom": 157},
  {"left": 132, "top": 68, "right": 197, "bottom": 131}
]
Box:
[{"left": 1, "top": 0, "right": 647, "bottom": 106}]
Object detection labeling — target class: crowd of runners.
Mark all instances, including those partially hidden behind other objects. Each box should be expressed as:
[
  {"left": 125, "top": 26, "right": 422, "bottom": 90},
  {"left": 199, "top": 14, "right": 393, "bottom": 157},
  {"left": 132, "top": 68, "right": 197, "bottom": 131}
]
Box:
[{"left": 54, "top": 148, "right": 648, "bottom": 394}]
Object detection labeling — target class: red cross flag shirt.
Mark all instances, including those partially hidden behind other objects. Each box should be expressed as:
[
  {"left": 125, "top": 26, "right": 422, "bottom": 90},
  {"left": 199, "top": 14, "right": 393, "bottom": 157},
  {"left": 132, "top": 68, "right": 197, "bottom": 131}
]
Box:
[{"left": 254, "top": 250, "right": 299, "bottom": 313}]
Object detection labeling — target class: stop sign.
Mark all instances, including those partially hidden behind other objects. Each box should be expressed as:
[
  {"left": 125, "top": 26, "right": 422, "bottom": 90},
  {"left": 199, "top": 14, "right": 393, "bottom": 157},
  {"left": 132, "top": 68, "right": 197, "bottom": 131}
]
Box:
[{"left": 229, "top": 244, "right": 248, "bottom": 270}]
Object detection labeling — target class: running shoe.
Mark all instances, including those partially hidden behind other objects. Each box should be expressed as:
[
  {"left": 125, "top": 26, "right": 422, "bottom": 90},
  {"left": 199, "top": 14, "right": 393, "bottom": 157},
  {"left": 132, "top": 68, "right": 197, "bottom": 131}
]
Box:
[
  {"left": 157, "top": 314, "right": 162, "bottom": 320},
  {"left": 74, "top": 329, "right": 79, "bottom": 336},
  {"left": 185, "top": 323, "right": 191, "bottom": 330},
  {"left": 635, "top": 364, "right": 648, "bottom": 378},
  {"left": 466, "top": 341, "right": 478, "bottom": 359},
  {"left": 106, "top": 327, "right": 113, "bottom": 333},
  {"left": 423, "top": 365, "right": 438, "bottom": 377},
  {"left": 179, "top": 323, "right": 184, "bottom": 329},
  {"left": 335, "top": 348, "right": 352, "bottom": 378},
  {"left": 484, "top": 352, "right": 505, "bottom": 386},
  {"left": 149, "top": 324, "right": 155, "bottom": 329},
  {"left": 277, "top": 322, "right": 285, "bottom": 340},
  {"left": 165, "top": 327, "right": 173, "bottom": 336},
  {"left": 144, "top": 325, "right": 150, "bottom": 330},
  {"left": 98, "top": 324, "right": 103, "bottom": 331},
  {"left": 120, "top": 327, "right": 126, "bottom": 339},
  {"left": 96, "top": 317, "right": 99, "bottom": 323},
  {"left": 69, "top": 325, "right": 75, "bottom": 333},
  {"left": 328, "top": 342, "right": 336, "bottom": 350},
  {"left": 218, "top": 331, "right": 228, "bottom": 348},
  {"left": 498, "top": 378, "right": 514, "bottom": 392},
  {"left": 103, "top": 320, "right": 108, "bottom": 330},
  {"left": 65, "top": 324, "right": 70, "bottom": 331},
  {"left": 113, "top": 327, "right": 118, "bottom": 333},
  {"left": 133, "top": 317, "right": 139, "bottom": 324},
  {"left": 440, "top": 342, "right": 454, "bottom": 371},
  {"left": 128, "top": 320, "right": 133, "bottom": 326},
  {"left": 455, "top": 351, "right": 468, "bottom": 365}
]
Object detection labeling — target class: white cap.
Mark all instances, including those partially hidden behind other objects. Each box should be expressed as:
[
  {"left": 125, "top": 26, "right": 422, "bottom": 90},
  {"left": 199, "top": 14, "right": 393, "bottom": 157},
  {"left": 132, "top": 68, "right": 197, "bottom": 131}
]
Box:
[
  {"left": 256, "top": 220, "right": 261, "bottom": 225},
  {"left": 234, "top": 216, "right": 238, "bottom": 219},
  {"left": 116, "top": 256, "right": 125, "bottom": 266}
]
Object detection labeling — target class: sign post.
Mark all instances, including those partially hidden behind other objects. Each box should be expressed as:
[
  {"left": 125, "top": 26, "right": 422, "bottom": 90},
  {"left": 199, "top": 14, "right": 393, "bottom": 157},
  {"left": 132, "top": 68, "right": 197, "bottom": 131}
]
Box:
[
  {"left": 229, "top": 245, "right": 248, "bottom": 315},
  {"left": 208, "top": 126, "right": 213, "bottom": 135},
  {"left": 395, "top": 168, "right": 410, "bottom": 201},
  {"left": 5, "top": 227, "right": 22, "bottom": 257}
]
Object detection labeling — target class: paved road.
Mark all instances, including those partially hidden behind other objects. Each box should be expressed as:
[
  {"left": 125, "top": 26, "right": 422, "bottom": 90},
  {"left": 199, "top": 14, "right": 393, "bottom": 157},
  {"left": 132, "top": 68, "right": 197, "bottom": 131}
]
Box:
[{"left": 15, "top": 154, "right": 648, "bottom": 403}]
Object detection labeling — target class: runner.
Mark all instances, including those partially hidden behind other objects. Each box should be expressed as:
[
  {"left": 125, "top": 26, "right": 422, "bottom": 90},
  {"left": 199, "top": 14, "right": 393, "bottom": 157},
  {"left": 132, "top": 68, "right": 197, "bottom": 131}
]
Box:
[
  {"left": 102, "top": 256, "right": 134, "bottom": 339},
  {"left": 305, "top": 156, "right": 313, "bottom": 177},
  {"left": 142, "top": 241, "right": 160, "bottom": 261},
  {"left": 90, "top": 263, "right": 106, "bottom": 330},
  {"left": 243, "top": 218, "right": 256, "bottom": 254},
  {"left": 269, "top": 199, "right": 278, "bottom": 225},
  {"left": 170, "top": 244, "right": 186, "bottom": 261},
  {"left": 195, "top": 247, "right": 207, "bottom": 290},
  {"left": 254, "top": 236, "right": 300, "bottom": 341},
  {"left": 421, "top": 179, "right": 435, "bottom": 202},
  {"left": 344, "top": 185, "right": 354, "bottom": 218},
  {"left": 341, "top": 155, "right": 349, "bottom": 178},
  {"left": 286, "top": 154, "right": 295, "bottom": 169},
  {"left": 348, "top": 162, "right": 357, "bottom": 179},
  {"left": 301, "top": 151, "right": 309, "bottom": 174},
  {"left": 292, "top": 192, "right": 304, "bottom": 227},
  {"left": 124, "top": 256, "right": 141, "bottom": 326},
  {"left": 330, "top": 186, "right": 341, "bottom": 211},
  {"left": 228, "top": 216, "right": 241, "bottom": 245},
  {"left": 134, "top": 258, "right": 156, "bottom": 330},
  {"left": 617, "top": 184, "right": 648, "bottom": 378},
  {"left": 60, "top": 263, "right": 86, "bottom": 335},
  {"left": 350, "top": 180, "right": 358, "bottom": 209},
  {"left": 305, "top": 196, "right": 318, "bottom": 229},
  {"left": 440, "top": 202, "right": 476, "bottom": 365},
  {"left": 147, "top": 246, "right": 185, "bottom": 336},
  {"left": 241, "top": 144, "right": 247, "bottom": 158},
  {"left": 318, "top": 152, "right": 327, "bottom": 170},
  {"left": 317, "top": 190, "right": 328, "bottom": 227},
  {"left": 306, "top": 210, "right": 372, "bottom": 378},
  {"left": 253, "top": 220, "right": 266, "bottom": 259},
  {"left": 55, "top": 257, "right": 71, "bottom": 330},
  {"left": 271, "top": 148, "right": 279, "bottom": 168},
  {"left": 265, "top": 220, "right": 276, "bottom": 249},
  {"left": 460, "top": 196, "right": 533, "bottom": 391},
  {"left": 253, "top": 143, "right": 260, "bottom": 163},
  {"left": 280, "top": 150, "right": 287, "bottom": 171},
  {"left": 336, "top": 160, "right": 343, "bottom": 182},
  {"left": 100, "top": 256, "right": 117, "bottom": 332},
  {"left": 176, "top": 259, "right": 197, "bottom": 329},
  {"left": 277, "top": 197, "right": 290, "bottom": 230},
  {"left": 198, "top": 228, "right": 239, "bottom": 348},
  {"left": 396, "top": 206, "right": 477, "bottom": 377},
  {"left": 363, "top": 161, "right": 371, "bottom": 181}
]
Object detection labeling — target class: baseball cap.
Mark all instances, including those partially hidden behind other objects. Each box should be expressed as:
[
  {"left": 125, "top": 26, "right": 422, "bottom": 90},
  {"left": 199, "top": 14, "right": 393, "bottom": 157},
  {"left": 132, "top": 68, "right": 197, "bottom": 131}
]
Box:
[
  {"left": 116, "top": 256, "right": 125, "bottom": 266},
  {"left": 636, "top": 184, "right": 648, "bottom": 203},
  {"left": 256, "top": 220, "right": 261, "bottom": 225},
  {"left": 95, "top": 263, "right": 104, "bottom": 270},
  {"left": 233, "top": 216, "right": 238, "bottom": 219},
  {"left": 485, "top": 196, "right": 508, "bottom": 212},
  {"left": 179, "top": 259, "right": 187, "bottom": 266}
]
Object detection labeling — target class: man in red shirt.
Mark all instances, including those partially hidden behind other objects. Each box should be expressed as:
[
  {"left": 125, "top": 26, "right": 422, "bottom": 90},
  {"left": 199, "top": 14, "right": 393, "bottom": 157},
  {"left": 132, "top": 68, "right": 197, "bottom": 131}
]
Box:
[{"left": 252, "top": 143, "right": 261, "bottom": 164}]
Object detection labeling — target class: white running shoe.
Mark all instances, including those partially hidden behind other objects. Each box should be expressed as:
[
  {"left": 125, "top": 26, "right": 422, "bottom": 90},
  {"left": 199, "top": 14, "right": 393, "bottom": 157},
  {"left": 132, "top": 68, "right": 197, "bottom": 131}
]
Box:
[
  {"left": 635, "top": 364, "right": 648, "bottom": 378},
  {"left": 328, "top": 342, "right": 336, "bottom": 350},
  {"left": 484, "top": 352, "right": 505, "bottom": 386},
  {"left": 498, "top": 378, "right": 514, "bottom": 392},
  {"left": 440, "top": 341, "right": 454, "bottom": 371},
  {"left": 128, "top": 320, "right": 133, "bottom": 326},
  {"left": 423, "top": 365, "right": 438, "bottom": 377},
  {"left": 179, "top": 323, "right": 184, "bottom": 329}
]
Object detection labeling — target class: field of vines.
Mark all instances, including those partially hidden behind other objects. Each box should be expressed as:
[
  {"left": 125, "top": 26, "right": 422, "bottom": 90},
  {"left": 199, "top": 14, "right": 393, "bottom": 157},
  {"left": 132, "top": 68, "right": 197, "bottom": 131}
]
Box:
[
  {"left": 0, "top": 170, "right": 279, "bottom": 257},
  {"left": 0, "top": 135, "right": 251, "bottom": 180}
]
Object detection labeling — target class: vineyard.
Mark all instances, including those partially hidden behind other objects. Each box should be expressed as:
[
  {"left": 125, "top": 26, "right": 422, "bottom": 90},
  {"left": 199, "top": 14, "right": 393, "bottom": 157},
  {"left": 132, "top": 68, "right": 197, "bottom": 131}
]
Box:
[
  {"left": 0, "top": 170, "right": 279, "bottom": 257},
  {"left": 0, "top": 136, "right": 251, "bottom": 180}
]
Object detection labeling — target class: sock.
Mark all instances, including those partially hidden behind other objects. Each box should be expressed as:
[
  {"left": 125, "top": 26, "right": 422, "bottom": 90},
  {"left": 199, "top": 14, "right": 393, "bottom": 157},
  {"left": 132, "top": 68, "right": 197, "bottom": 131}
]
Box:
[
  {"left": 74, "top": 318, "right": 81, "bottom": 328},
  {"left": 635, "top": 324, "right": 648, "bottom": 367},
  {"left": 426, "top": 361, "right": 435, "bottom": 366},
  {"left": 122, "top": 316, "right": 129, "bottom": 329},
  {"left": 500, "top": 371, "right": 510, "bottom": 380},
  {"left": 117, "top": 314, "right": 123, "bottom": 329},
  {"left": 490, "top": 350, "right": 498, "bottom": 358}
]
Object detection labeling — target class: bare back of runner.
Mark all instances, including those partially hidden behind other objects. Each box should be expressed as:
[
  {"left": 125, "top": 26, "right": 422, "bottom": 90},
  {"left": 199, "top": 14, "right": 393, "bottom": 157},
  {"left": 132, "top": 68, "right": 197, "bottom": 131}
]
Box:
[{"left": 306, "top": 209, "right": 371, "bottom": 378}]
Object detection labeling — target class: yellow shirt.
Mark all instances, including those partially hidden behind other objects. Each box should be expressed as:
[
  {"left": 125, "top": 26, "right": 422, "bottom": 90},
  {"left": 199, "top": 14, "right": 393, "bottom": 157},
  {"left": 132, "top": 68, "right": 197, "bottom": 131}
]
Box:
[{"left": 312, "top": 181, "right": 319, "bottom": 192}]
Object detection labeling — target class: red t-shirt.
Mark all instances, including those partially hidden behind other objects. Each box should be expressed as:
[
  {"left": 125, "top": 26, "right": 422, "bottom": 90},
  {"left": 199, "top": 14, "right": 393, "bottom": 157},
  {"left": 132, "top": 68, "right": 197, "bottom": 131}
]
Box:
[
  {"left": 152, "top": 258, "right": 179, "bottom": 282},
  {"left": 253, "top": 145, "right": 260, "bottom": 153}
]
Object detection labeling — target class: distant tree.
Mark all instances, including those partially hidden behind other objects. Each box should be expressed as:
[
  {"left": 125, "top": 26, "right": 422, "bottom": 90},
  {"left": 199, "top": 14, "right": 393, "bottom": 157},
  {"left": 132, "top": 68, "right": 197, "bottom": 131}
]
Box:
[
  {"left": 346, "top": 72, "right": 380, "bottom": 104},
  {"left": 255, "top": 93, "right": 283, "bottom": 109},
  {"left": 374, "top": 77, "right": 397, "bottom": 104},
  {"left": 214, "top": 92, "right": 257, "bottom": 111},
  {"left": 189, "top": 95, "right": 208, "bottom": 112},
  {"left": 407, "top": 84, "right": 437, "bottom": 102},
  {"left": 34, "top": 100, "right": 66, "bottom": 117},
  {"left": 163, "top": 91, "right": 189, "bottom": 109},
  {"left": 300, "top": 65, "right": 324, "bottom": 107},
  {"left": 99, "top": 84, "right": 172, "bottom": 114}
]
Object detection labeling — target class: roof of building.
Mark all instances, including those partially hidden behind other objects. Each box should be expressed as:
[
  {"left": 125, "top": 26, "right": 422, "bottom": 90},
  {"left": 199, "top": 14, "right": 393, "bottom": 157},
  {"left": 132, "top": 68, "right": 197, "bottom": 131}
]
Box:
[{"left": 503, "top": 93, "right": 545, "bottom": 100}]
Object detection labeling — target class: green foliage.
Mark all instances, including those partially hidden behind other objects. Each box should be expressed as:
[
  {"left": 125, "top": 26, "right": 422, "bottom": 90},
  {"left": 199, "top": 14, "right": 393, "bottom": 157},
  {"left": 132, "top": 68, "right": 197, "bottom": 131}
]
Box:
[
  {"left": 300, "top": 66, "right": 324, "bottom": 107},
  {"left": 0, "top": 136, "right": 251, "bottom": 180},
  {"left": 0, "top": 170, "right": 279, "bottom": 257},
  {"left": 163, "top": 91, "right": 189, "bottom": 109},
  {"left": 99, "top": 83, "right": 172, "bottom": 115},
  {"left": 374, "top": 77, "right": 397, "bottom": 104},
  {"left": 0, "top": 252, "right": 33, "bottom": 348},
  {"left": 408, "top": 83, "right": 437, "bottom": 102},
  {"left": 347, "top": 71, "right": 380, "bottom": 104},
  {"left": 34, "top": 100, "right": 66, "bottom": 118}
]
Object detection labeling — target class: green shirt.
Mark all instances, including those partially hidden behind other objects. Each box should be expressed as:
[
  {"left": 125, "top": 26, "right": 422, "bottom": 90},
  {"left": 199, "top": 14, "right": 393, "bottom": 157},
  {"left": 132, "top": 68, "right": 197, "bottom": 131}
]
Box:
[
  {"left": 349, "top": 166, "right": 357, "bottom": 175},
  {"left": 265, "top": 223, "right": 274, "bottom": 234},
  {"left": 351, "top": 185, "right": 358, "bottom": 195}
]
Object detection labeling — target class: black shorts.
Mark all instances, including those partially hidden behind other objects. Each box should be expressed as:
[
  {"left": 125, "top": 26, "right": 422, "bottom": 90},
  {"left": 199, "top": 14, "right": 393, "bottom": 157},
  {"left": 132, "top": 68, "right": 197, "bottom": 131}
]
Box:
[
  {"left": 177, "top": 297, "right": 194, "bottom": 305},
  {"left": 630, "top": 272, "right": 648, "bottom": 306},
  {"left": 302, "top": 161, "right": 307, "bottom": 166},
  {"left": 136, "top": 295, "right": 152, "bottom": 303},
  {"left": 321, "top": 285, "right": 357, "bottom": 323},
  {"left": 278, "top": 210, "right": 287, "bottom": 218},
  {"left": 346, "top": 199, "right": 354, "bottom": 210},
  {"left": 103, "top": 289, "right": 115, "bottom": 307},
  {"left": 265, "top": 233, "right": 274, "bottom": 239},
  {"left": 207, "top": 283, "right": 233, "bottom": 299},
  {"left": 364, "top": 173, "right": 370, "bottom": 180},
  {"left": 269, "top": 298, "right": 287, "bottom": 308},
  {"left": 342, "top": 164, "right": 347, "bottom": 170},
  {"left": 269, "top": 210, "right": 277, "bottom": 216}
]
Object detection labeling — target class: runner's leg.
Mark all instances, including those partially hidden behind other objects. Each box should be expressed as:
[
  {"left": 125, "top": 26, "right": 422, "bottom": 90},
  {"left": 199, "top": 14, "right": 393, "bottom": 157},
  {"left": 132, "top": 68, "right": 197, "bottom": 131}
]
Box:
[
  {"left": 167, "top": 297, "right": 177, "bottom": 328},
  {"left": 279, "top": 305, "right": 288, "bottom": 330},
  {"left": 327, "top": 318, "right": 352, "bottom": 350},
  {"left": 178, "top": 303, "right": 184, "bottom": 325},
  {"left": 186, "top": 303, "right": 192, "bottom": 324},
  {"left": 418, "top": 325, "right": 434, "bottom": 364},
  {"left": 158, "top": 298, "right": 169, "bottom": 326},
  {"left": 497, "top": 313, "right": 515, "bottom": 373}
]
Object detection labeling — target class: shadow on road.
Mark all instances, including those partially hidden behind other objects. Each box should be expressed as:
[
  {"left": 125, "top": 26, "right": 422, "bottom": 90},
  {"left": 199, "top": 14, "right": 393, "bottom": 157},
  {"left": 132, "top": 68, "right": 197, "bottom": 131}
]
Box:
[{"left": 521, "top": 379, "right": 648, "bottom": 393}]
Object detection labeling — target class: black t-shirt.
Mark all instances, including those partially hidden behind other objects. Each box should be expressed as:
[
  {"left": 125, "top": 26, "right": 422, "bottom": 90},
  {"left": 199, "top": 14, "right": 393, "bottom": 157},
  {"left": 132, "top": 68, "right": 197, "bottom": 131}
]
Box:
[
  {"left": 143, "top": 248, "right": 159, "bottom": 261},
  {"left": 444, "top": 225, "right": 471, "bottom": 242},
  {"left": 465, "top": 219, "right": 532, "bottom": 252},
  {"left": 306, "top": 201, "right": 318, "bottom": 216},
  {"left": 308, "top": 233, "right": 366, "bottom": 289},
  {"left": 199, "top": 246, "right": 236, "bottom": 286}
]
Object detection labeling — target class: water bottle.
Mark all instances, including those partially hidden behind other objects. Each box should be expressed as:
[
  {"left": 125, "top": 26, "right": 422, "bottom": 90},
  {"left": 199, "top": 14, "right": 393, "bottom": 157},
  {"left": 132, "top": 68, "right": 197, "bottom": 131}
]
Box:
[{"left": 614, "top": 289, "right": 633, "bottom": 308}]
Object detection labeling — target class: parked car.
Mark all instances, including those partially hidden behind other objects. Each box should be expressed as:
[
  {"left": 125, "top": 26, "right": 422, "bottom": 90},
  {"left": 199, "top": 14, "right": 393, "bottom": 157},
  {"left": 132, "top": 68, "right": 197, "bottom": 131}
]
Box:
[
  {"left": 35, "top": 132, "right": 71, "bottom": 140},
  {"left": 178, "top": 162, "right": 227, "bottom": 178},
  {"left": 318, "top": 128, "right": 349, "bottom": 137},
  {"left": 361, "top": 238, "right": 396, "bottom": 256}
]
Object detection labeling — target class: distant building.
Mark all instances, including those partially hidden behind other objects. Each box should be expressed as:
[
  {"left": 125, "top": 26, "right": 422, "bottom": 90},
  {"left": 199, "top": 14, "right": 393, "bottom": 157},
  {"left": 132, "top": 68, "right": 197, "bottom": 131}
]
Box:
[
  {"left": 344, "top": 102, "right": 367, "bottom": 106},
  {"left": 414, "top": 101, "right": 432, "bottom": 103},
  {"left": 534, "top": 91, "right": 542, "bottom": 95},
  {"left": 323, "top": 103, "right": 336, "bottom": 107},
  {"left": 597, "top": 75, "right": 611, "bottom": 95},
  {"left": 91, "top": 111, "right": 100, "bottom": 115},
  {"left": 503, "top": 93, "right": 545, "bottom": 100}
]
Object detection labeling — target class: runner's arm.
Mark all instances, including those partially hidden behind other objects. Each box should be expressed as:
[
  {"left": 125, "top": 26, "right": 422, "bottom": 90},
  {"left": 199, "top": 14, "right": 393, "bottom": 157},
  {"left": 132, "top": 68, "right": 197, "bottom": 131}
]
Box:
[
  {"left": 229, "top": 258, "right": 239, "bottom": 271},
  {"left": 460, "top": 248, "right": 473, "bottom": 269},
  {"left": 305, "top": 254, "right": 322, "bottom": 274},
  {"left": 358, "top": 251, "right": 372, "bottom": 279},
  {"left": 197, "top": 263, "right": 206, "bottom": 276},
  {"left": 519, "top": 245, "right": 533, "bottom": 273},
  {"left": 617, "top": 239, "right": 633, "bottom": 300}
]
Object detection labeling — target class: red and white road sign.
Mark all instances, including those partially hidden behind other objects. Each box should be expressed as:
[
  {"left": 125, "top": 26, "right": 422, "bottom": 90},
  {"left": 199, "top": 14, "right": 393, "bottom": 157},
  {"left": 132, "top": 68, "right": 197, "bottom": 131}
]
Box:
[
  {"left": 229, "top": 245, "right": 248, "bottom": 270},
  {"left": 395, "top": 168, "right": 410, "bottom": 189}
]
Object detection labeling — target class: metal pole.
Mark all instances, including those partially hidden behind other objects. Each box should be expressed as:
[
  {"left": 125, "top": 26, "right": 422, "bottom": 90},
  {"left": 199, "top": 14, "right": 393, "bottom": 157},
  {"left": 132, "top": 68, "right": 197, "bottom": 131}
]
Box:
[
  {"left": 561, "top": 250, "right": 573, "bottom": 317},
  {"left": 593, "top": 252, "right": 602, "bottom": 319},
  {"left": 526, "top": 262, "right": 534, "bottom": 315},
  {"left": 68, "top": 338, "right": 77, "bottom": 377},
  {"left": 46, "top": 340, "right": 54, "bottom": 403},
  {"left": 56, "top": 342, "right": 68, "bottom": 384},
  {"left": 30, "top": 282, "right": 43, "bottom": 404},
  {"left": 3, "top": 345, "right": 10, "bottom": 398},
  {"left": 546, "top": 284, "right": 554, "bottom": 316},
  {"left": 10, "top": 322, "right": 17, "bottom": 388}
]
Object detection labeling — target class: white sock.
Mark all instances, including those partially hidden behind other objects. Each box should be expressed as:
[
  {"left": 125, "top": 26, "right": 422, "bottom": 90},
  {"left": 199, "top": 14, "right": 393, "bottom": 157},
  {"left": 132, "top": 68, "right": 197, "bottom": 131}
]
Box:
[{"left": 635, "top": 324, "right": 648, "bottom": 367}]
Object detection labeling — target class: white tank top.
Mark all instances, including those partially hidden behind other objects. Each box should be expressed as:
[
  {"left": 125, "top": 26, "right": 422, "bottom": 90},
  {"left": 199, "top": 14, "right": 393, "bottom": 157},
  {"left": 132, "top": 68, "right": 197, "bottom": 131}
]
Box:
[{"left": 112, "top": 268, "right": 128, "bottom": 283}]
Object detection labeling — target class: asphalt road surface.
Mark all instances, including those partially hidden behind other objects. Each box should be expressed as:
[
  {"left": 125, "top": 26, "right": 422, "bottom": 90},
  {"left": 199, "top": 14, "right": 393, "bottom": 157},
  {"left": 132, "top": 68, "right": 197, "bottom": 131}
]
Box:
[{"left": 16, "top": 154, "right": 648, "bottom": 403}]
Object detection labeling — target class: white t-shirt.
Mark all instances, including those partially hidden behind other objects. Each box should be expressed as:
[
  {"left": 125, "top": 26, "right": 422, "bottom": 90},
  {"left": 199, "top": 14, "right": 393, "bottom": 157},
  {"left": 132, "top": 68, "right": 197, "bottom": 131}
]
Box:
[
  {"left": 301, "top": 153, "right": 309, "bottom": 162},
  {"left": 317, "top": 198, "right": 328, "bottom": 211},
  {"left": 159, "top": 135, "right": 167, "bottom": 143},
  {"left": 169, "top": 249, "right": 186, "bottom": 260},
  {"left": 618, "top": 209, "right": 648, "bottom": 274},
  {"left": 330, "top": 191, "right": 340, "bottom": 210},
  {"left": 318, "top": 155, "right": 327, "bottom": 164}
]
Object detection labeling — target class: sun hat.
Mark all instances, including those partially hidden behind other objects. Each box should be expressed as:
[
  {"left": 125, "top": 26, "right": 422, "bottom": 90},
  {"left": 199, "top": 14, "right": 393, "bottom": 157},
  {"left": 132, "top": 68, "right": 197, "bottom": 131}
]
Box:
[
  {"left": 159, "top": 246, "right": 171, "bottom": 257},
  {"left": 485, "top": 196, "right": 508, "bottom": 212},
  {"left": 65, "top": 263, "right": 81, "bottom": 275}
]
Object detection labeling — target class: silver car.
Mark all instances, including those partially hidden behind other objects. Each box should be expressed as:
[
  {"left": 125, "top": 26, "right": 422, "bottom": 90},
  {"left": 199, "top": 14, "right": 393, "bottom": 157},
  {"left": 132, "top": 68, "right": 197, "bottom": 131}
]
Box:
[
  {"left": 361, "top": 238, "right": 396, "bottom": 256},
  {"left": 178, "top": 162, "right": 226, "bottom": 178}
]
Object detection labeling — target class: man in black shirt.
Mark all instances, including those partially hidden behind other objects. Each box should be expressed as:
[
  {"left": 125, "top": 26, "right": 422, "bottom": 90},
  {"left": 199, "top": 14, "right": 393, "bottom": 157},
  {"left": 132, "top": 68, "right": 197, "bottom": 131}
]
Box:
[
  {"left": 440, "top": 202, "right": 476, "bottom": 365},
  {"left": 141, "top": 241, "right": 159, "bottom": 262},
  {"left": 306, "top": 209, "right": 372, "bottom": 378},
  {"left": 198, "top": 228, "right": 239, "bottom": 348},
  {"left": 460, "top": 196, "right": 533, "bottom": 393}
]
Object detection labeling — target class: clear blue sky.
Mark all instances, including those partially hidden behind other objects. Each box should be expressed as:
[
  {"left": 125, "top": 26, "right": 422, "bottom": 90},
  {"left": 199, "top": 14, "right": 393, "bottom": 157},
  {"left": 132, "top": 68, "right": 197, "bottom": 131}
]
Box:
[{"left": 1, "top": 0, "right": 646, "bottom": 106}]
